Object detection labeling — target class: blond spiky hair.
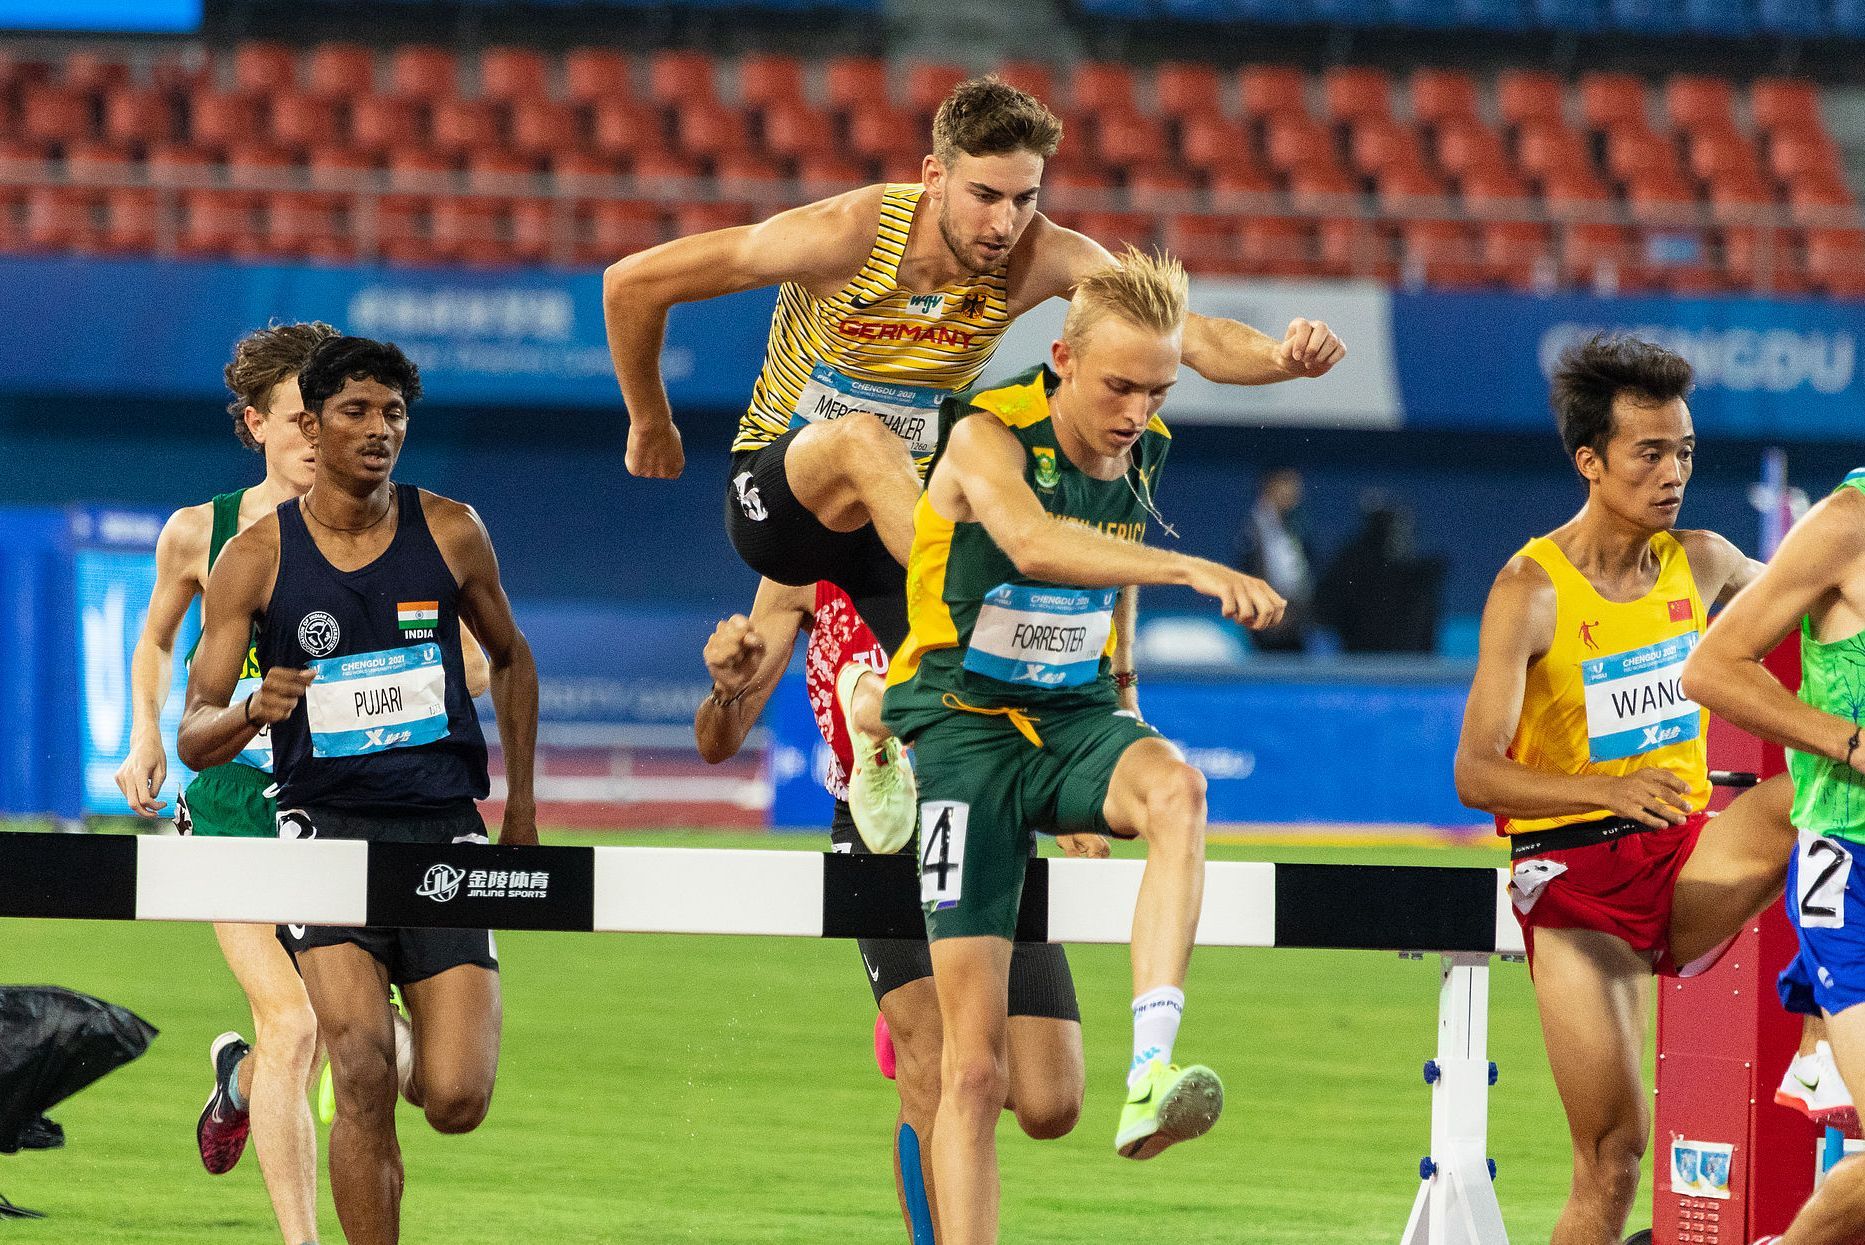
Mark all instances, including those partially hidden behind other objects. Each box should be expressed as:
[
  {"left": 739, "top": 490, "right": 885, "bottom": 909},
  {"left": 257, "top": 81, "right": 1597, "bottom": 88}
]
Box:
[{"left": 1061, "top": 247, "right": 1190, "bottom": 349}]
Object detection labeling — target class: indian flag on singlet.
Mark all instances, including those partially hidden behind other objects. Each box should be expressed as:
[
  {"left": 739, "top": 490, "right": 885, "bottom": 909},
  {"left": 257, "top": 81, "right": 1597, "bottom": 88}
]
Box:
[{"left": 398, "top": 601, "right": 438, "bottom": 639}]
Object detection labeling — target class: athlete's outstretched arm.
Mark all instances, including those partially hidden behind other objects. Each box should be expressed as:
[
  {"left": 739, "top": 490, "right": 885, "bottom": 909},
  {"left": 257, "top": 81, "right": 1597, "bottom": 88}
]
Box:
[
  {"left": 1024, "top": 219, "right": 1345, "bottom": 384},
  {"left": 601, "top": 190, "right": 878, "bottom": 480},
  {"left": 1453, "top": 558, "right": 1692, "bottom": 828},
  {"left": 433, "top": 500, "right": 540, "bottom": 847},
  {"left": 1683, "top": 489, "right": 1865, "bottom": 771},
  {"left": 934, "top": 414, "right": 1285, "bottom": 628},
  {"left": 115, "top": 505, "right": 209, "bottom": 814},
  {"left": 179, "top": 521, "right": 309, "bottom": 771},
  {"left": 694, "top": 579, "right": 812, "bottom": 764}
]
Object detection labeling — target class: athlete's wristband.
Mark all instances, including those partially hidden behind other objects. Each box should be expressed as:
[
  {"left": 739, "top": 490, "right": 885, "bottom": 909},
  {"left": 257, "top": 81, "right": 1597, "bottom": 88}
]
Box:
[
  {"left": 1113, "top": 670, "right": 1139, "bottom": 691},
  {"left": 242, "top": 694, "right": 258, "bottom": 727},
  {"left": 1845, "top": 727, "right": 1861, "bottom": 769}
]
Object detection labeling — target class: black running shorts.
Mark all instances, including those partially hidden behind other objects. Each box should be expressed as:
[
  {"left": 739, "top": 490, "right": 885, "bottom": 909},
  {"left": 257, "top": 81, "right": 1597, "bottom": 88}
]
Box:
[
  {"left": 274, "top": 803, "right": 500, "bottom": 986},
  {"left": 829, "top": 802, "right": 1079, "bottom": 1022},
  {"left": 725, "top": 430, "right": 908, "bottom": 651}
]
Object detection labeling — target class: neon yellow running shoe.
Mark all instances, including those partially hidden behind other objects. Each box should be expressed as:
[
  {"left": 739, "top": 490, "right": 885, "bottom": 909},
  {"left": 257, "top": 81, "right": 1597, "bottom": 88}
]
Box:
[
  {"left": 316, "top": 1062, "right": 335, "bottom": 1127},
  {"left": 836, "top": 661, "right": 917, "bottom": 855},
  {"left": 1115, "top": 1058, "right": 1224, "bottom": 1160}
]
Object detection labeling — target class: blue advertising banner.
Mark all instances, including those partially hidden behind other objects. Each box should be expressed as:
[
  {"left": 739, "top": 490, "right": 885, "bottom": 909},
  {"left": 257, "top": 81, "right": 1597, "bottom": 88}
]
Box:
[
  {"left": 0, "top": 257, "right": 774, "bottom": 412},
  {"left": 1392, "top": 289, "right": 1865, "bottom": 439},
  {"left": 767, "top": 673, "right": 1479, "bottom": 828}
]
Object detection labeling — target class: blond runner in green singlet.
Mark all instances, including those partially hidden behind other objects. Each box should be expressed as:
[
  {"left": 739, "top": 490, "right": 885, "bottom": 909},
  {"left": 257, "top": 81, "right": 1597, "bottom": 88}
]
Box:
[{"left": 1685, "top": 467, "right": 1865, "bottom": 1245}]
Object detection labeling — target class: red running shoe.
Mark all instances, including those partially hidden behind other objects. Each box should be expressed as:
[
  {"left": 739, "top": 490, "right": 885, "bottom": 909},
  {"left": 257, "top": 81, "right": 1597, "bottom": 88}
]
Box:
[
  {"left": 874, "top": 1012, "right": 897, "bottom": 1080},
  {"left": 196, "top": 1031, "right": 251, "bottom": 1174}
]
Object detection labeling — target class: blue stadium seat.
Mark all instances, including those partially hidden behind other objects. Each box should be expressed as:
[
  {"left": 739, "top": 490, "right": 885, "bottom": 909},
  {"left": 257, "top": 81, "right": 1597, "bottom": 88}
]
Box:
[
  {"left": 1757, "top": 0, "right": 1829, "bottom": 34},
  {"left": 1456, "top": 0, "right": 1530, "bottom": 29},
  {"left": 1607, "top": 0, "right": 1684, "bottom": 32},
  {"left": 1530, "top": 0, "right": 1604, "bottom": 29},
  {"left": 1682, "top": 0, "right": 1753, "bottom": 33}
]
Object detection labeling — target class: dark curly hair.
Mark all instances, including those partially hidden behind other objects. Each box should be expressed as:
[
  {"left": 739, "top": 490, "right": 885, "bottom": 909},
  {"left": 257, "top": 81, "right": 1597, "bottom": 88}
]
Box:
[
  {"left": 223, "top": 321, "right": 339, "bottom": 451},
  {"left": 1549, "top": 334, "right": 1693, "bottom": 470},
  {"left": 932, "top": 76, "right": 1062, "bottom": 165},
  {"left": 298, "top": 336, "right": 423, "bottom": 416}
]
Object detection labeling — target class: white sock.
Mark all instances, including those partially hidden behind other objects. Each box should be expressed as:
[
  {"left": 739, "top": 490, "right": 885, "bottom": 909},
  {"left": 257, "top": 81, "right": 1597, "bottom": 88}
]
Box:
[{"left": 1129, "top": 986, "right": 1185, "bottom": 1087}]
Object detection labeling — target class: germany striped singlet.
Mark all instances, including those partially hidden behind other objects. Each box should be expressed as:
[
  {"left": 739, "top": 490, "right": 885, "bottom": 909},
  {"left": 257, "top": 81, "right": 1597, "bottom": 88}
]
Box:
[{"left": 737, "top": 183, "right": 1014, "bottom": 475}]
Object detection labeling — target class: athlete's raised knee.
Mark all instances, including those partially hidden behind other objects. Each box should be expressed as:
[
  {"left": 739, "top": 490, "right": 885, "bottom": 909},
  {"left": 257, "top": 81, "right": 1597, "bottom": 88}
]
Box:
[
  {"left": 1141, "top": 762, "right": 1207, "bottom": 835},
  {"left": 1576, "top": 1122, "right": 1646, "bottom": 1211},
  {"left": 824, "top": 411, "right": 912, "bottom": 461},
  {"left": 422, "top": 1086, "right": 491, "bottom": 1135},
  {"left": 1013, "top": 1089, "right": 1081, "bottom": 1140}
]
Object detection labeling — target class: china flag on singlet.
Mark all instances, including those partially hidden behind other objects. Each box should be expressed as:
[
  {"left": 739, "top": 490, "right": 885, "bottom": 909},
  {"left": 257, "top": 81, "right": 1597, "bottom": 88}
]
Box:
[{"left": 1669, "top": 598, "right": 1693, "bottom": 622}]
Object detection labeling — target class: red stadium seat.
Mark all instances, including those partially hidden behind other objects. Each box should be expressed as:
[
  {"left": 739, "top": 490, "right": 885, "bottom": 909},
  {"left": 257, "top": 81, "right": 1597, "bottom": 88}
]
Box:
[
  {"left": 98, "top": 187, "right": 160, "bottom": 254},
  {"left": 102, "top": 86, "right": 173, "bottom": 147},
  {"left": 1515, "top": 122, "right": 1593, "bottom": 183},
  {"left": 903, "top": 62, "right": 968, "bottom": 116},
  {"left": 1164, "top": 214, "right": 1242, "bottom": 275},
  {"left": 548, "top": 150, "right": 621, "bottom": 190},
  {"left": 1093, "top": 110, "right": 1170, "bottom": 172},
  {"left": 1154, "top": 62, "right": 1223, "bottom": 122},
  {"left": 1409, "top": 69, "right": 1480, "bottom": 127},
  {"left": 1495, "top": 69, "right": 1564, "bottom": 130},
  {"left": 591, "top": 99, "right": 663, "bottom": 163},
  {"left": 633, "top": 149, "right": 704, "bottom": 187},
  {"left": 1686, "top": 130, "right": 1762, "bottom": 186},
  {"left": 1125, "top": 167, "right": 1198, "bottom": 213},
  {"left": 564, "top": 49, "right": 633, "bottom": 108},
  {"left": 430, "top": 100, "right": 501, "bottom": 158},
  {"left": 1562, "top": 221, "right": 1641, "bottom": 290},
  {"left": 1263, "top": 114, "right": 1339, "bottom": 174},
  {"left": 389, "top": 46, "right": 459, "bottom": 101},
  {"left": 1349, "top": 118, "right": 1426, "bottom": 178},
  {"left": 268, "top": 94, "right": 340, "bottom": 157},
  {"left": 715, "top": 151, "right": 786, "bottom": 200},
  {"left": 994, "top": 60, "right": 1057, "bottom": 106},
  {"left": 1400, "top": 218, "right": 1484, "bottom": 289},
  {"left": 672, "top": 201, "right": 756, "bottom": 235},
  {"left": 1479, "top": 220, "right": 1551, "bottom": 290},
  {"left": 20, "top": 86, "right": 92, "bottom": 146},
  {"left": 649, "top": 51, "right": 718, "bottom": 108},
  {"left": 1805, "top": 227, "right": 1865, "bottom": 298},
  {"left": 845, "top": 105, "right": 924, "bottom": 166},
  {"left": 385, "top": 148, "right": 454, "bottom": 191},
  {"left": 1315, "top": 215, "right": 1382, "bottom": 280},
  {"left": 1288, "top": 164, "right": 1357, "bottom": 212},
  {"left": 1663, "top": 75, "right": 1734, "bottom": 135},
  {"left": 146, "top": 142, "right": 215, "bottom": 186},
  {"left": 823, "top": 56, "right": 889, "bottom": 113},
  {"left": 674, "top": 100, "right": 750, "bottom": 163},
  {"left": 1542, "top": 170, "right": 1612, "bottom": 220},
  {"left": 1768, "top": 130, "right": 1844, "bottom": 184},
  {"left": 1238, "top": 217, "right": 1315, "bottom": 277},
  {"left": 761, "top": 102, "right": 834, "bottom": 163},
  {"left": 232, "top": 42, "right": 298, "bottom": 96},
  {"left": 479, "top": 47, "right": 549, "bottom": 105},
  {"left": 1604, "top": 128, "right": 1683, "bottom": 186},
  {"left": 188, "top": 91, "right": 264, "bottom": 154},
  {"left": 509, "top": 195, "right": 565, "bottom": 265},
  {"left": 1238, "top": 65, "right": 1308, "bottom": 121},
  {"left": 1751, "top": 78, "right": 1821, "bottom": 135},
  {"left": 307, "top": 44, "right": 376, "bottom": 98},
  {"left": 431, "top": 195, "right": 505, "bottom": 266},
  {"left": 1071, "top": 62, "right": 1135, "bottom": 115},
  {"left": 465, "top": 150, "right": 535, "bottom": 192},
  {"left": 63, "top": 141, "right": 134, "bottom": 185},
  {"left": 149, "top": 51, "right": 211, "bottom": 94},
  {"left": 579, "top": 199, "right": 663, "bottom": 264},
  {"left": 176, "top": 189, "right": 253, "bottom": 257},
  {"left": 737, "top": 53, "right": 806, "bottom": 111},
  {"left": 1375, "top": 167, "right": 1448, "bottom": 211},
  {"left": 261, "top": 189, "right": 343, "bottom": 260},
  {"left": 1208, "top": 165, "right": 1277, "bottom": 208},
  {"left": 23, "top": 186, "right": 94, "bottom": 251},
  {"left": 1433, "top": 119, "right": 1509, "bottom": 181},
  {"left": 62, "top": 51, "right": 128, "bottom": 95},
  {"left": 1321, "top": 67, "right": 1391, "bottom": 123},
  {"left": 1577, "top": 72, "right": 1646, "bottom": 133},
  {"left": 225, "top": 144, "right": 299, "bottom": 200},
  {"left": 348, "top": 96, "right": 424, "bottom": 159},
  {"left": 1072, "top": 211, "right": 1155, "bottom": 252},
  {"left": 510, "top": 99, "right": 582, "bottom": 161},
  {"left": 1786, "top": 175, "right": 1856, "bottom": 228},
  {"left": 1178, "top": 116, "right": 1256, "bottom": 176},
  {"left": 796, "top": 154, "right": 871, "bottom": 197}
]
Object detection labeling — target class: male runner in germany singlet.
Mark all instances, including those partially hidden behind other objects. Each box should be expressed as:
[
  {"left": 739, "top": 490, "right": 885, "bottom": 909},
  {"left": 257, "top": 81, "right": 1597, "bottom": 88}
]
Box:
[
  {"left": 179, "top": 336, "right": 539, "bottom": 1245},
  {"left": 603, "top": 75, "right": 1343, "bottom": 654},
  {"left": 1454, "top": 334, "right": 1796, "bottom": 1245},
  {"left": 1684, "top": 468, "right": 1865, "bottom": 1245},
  {"left": 694, "top": 578, "right": 1090, "bottom": 1243},
  {"left": 883, "top": 252, "right": 1288, "bottom": 1245}
]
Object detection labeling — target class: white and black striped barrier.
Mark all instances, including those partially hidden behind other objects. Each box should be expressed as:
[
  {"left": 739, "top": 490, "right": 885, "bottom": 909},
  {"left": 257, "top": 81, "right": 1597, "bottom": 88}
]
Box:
[{"left": 0, "top": 832, "right": 1520, "bottom": 1245}]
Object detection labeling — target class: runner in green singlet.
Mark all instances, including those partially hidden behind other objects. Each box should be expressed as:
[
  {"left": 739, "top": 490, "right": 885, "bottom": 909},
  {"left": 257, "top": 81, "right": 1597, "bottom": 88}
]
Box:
[
  {"left": 115, "top": 322, "right": 336, "bottom": 1244},
  {"left": 1684, "top": 467, "right": 1865, "bottom": 1245},
  {"left": 881, "top": 251, "right": 1286, "bottom": 1245}
]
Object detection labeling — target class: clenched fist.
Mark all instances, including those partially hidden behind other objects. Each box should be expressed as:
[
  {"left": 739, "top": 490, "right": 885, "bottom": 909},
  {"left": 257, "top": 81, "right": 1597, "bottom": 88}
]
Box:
[
  {"left": 704, "top": 615, "right": 766, "bottom": 698},
  {"left": 247, "top": 667, "right": 317, "bottom": 725},
  {"left": 1273, "top": 318, "right": 1346, "bottom": 379}
]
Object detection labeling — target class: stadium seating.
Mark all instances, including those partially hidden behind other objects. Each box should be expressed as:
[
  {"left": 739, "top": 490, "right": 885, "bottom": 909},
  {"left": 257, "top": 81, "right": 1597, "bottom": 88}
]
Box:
[{"left": 3, "top": 40, "right": 1857, "bottom": 298}]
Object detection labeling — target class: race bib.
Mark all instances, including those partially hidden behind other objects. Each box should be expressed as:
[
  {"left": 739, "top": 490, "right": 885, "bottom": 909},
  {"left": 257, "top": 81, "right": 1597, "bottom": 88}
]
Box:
[
  {"left": 231, "top": 674, "right": 273, "bottom": 772},
  {"left": 1797, "top": 831, "right": 1853, "bottom": 930},
  {"left": 963, "top": 583, "right": 1116, "bottom": 688},
  {"left": 304, "top": 643, "right": 449, "bottom": 759},
  {"left": 1581, "top": 631, "right": 1701, "bottom": 761},
  {"left": 788, "top": 363, "right": 946, "bottom": 458}
]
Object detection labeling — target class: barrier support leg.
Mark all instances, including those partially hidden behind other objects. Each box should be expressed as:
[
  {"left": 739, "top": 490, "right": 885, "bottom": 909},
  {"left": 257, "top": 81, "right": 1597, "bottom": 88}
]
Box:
[{"left": 1400, "top": 952, "right": 1510, "bottom": 1245}]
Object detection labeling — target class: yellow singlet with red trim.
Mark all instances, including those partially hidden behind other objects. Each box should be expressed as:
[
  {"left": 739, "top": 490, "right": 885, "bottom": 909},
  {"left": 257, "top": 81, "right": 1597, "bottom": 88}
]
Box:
[
  {"left": 737, "top": 183, "right": 1013, "bottom": 476},
  {"left": 1502, "top": 531, "right": 1710, "bottom": 836}
]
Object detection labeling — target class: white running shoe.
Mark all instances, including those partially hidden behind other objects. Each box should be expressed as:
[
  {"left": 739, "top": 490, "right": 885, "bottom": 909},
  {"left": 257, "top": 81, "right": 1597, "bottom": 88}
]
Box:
[
  {"left": 1775, "top": 1040, "right": 1859, "bottom": 1135},
  {"left": 836, "top": 661, "right": 917, "bottom": 855}
]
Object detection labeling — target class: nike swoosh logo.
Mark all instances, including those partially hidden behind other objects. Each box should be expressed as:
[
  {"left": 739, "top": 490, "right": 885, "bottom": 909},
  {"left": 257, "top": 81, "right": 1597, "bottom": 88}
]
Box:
[
  {"left": 847, "top": 294, "right": 887, "bottom": 310},
  {"left": 1795, "top": 1071, "right": 1821, "bottom": 1091},
  {"left": 866, "top": 959, "right": 881, "bottom": 982}
]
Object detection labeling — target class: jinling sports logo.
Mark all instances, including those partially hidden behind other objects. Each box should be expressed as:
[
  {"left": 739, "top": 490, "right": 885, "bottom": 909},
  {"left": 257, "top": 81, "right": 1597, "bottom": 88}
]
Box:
[{"left": 416, "top": 863, "right": 466, "bottom": 903}]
